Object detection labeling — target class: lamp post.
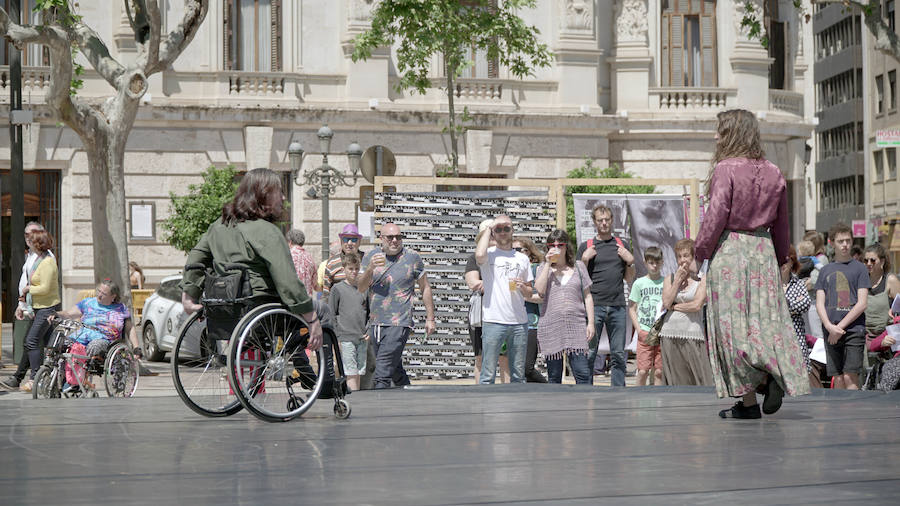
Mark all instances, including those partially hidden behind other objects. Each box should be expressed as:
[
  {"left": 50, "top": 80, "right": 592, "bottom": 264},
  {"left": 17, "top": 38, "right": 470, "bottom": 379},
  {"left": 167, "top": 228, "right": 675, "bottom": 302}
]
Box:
[{"left": 289, "top": 125, "right": 363, "bottom": 262}]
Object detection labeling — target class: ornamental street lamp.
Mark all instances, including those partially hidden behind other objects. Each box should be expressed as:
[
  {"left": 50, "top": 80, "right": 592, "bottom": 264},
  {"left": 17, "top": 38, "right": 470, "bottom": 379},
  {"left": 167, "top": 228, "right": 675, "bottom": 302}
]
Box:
[{"left": 289, "top": 125, "right": 363, "bottom": 261}]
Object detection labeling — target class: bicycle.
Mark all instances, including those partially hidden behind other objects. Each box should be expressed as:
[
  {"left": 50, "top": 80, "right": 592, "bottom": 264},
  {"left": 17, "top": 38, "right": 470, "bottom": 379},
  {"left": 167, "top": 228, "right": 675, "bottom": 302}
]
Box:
[
  {"left": 33, "top": 319, "right": 140, "bottom": 399},
  {"left": 171, "top": 263, "right": 351, "bottom": 422}
]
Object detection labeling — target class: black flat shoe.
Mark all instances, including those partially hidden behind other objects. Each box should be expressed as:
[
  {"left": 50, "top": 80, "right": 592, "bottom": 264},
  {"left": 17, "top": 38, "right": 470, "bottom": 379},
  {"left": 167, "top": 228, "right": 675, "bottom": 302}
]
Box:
[
  {"left": 763, "top": 375, "right": 784, "bottom": 415},
  {"left": 718, "top": 401, "right": 761, "bottom": 419}
]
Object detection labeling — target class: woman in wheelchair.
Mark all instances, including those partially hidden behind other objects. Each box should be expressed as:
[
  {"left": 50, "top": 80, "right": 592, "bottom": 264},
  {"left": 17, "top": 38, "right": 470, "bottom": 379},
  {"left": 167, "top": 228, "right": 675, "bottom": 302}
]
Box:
[
  {"left": 50, "top": 279, "right": 142, "bottom": 393},
  {"left": 180, "top": 167, "right": 322, "bottom": 349}
]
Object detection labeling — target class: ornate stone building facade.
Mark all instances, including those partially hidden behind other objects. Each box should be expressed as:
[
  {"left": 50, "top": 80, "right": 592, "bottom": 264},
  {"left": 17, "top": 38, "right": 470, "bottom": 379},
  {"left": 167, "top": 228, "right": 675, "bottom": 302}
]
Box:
[{"left": 0, "top": 0, "right": 814, "bottom": 304}]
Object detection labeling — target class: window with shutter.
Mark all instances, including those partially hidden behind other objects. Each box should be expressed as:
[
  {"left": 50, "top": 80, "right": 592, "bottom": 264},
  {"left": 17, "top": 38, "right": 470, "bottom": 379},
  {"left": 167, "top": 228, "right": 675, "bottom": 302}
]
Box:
[
  {"left": 224, "top": 0, "right": 282, "bottom": 72},
  {"left": 0, "top": 1, "right": 49, "bottom": 66},
  {"left": 661, "top": 0, "right": 716, "bottom": 87},
  {"left": 458, "top": 0, "right": 498, "bottom": 78}
]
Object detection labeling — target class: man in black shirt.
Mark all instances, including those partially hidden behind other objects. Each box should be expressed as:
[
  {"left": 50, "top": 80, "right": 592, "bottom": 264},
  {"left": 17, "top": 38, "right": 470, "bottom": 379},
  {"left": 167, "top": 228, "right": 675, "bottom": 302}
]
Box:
[{"left": 575, "top": 205, "right": 635, "bottom": 386}]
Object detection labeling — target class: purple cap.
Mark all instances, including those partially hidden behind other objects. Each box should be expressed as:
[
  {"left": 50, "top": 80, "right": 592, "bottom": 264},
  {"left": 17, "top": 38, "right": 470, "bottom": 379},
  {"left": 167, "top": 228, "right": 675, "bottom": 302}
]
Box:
[{"left": 339, "top": 224, "right": 362, "bottom": 238}]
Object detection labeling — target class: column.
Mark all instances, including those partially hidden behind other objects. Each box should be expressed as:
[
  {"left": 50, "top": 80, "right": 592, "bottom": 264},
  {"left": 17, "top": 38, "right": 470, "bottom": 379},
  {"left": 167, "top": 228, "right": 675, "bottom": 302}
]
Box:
[
  {"left": 729, "top": 0, "right": 773, "bottom": 110},
  {"left": 343, "top": 0, "right": 389, "bottom": 102},
  {"left": 609, "top": 0, "right": 652, "bottom": 113},
  {"left": 555, "top": 0, "right": 603, "bottom": 111}
]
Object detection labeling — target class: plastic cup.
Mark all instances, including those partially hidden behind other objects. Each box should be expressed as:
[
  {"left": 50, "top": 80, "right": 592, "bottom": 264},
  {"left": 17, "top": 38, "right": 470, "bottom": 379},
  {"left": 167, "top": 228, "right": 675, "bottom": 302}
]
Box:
[
  {"left": 549, "top": 248, "right": 561, "bottom": 264},
  {"left": 508, "top": 279, "right": 518, "bottom": 292},
  {"left": 373, "top": 254, "right": 386, "bottom": 267}
]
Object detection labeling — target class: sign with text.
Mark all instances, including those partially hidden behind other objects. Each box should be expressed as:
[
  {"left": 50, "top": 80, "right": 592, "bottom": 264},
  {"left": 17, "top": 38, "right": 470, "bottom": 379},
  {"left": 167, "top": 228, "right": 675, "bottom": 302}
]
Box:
[
  {"left": 359, "top": 185, "right": 396, "bottom": 212},
  {"left": 876, "top": 129, "right": 900, "bottom": 147}
]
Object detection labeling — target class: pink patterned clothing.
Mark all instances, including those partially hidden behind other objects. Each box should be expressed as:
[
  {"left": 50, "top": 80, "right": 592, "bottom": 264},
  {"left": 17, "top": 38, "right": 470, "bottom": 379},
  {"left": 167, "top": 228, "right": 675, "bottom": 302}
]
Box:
[
  {"left": 536, "top": 262, "right": 592, "bottom": 360},
  {"left": 290, "top": 244, "right": 317, "bottom": 298},
  {"left": 694, "top": 157, "right": 791, "bottom": 265}
]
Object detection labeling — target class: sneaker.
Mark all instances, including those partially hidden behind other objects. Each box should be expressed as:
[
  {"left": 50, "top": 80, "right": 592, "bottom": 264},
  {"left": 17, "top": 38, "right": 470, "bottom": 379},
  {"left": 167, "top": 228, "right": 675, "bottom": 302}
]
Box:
[
  {"left": 19, "top": 379, "right": 34, "bottom": 393},
  {"left": 0, "top": 377, "right": 20, "bottom": 392},
  {"left": 62, "top": 382, "right": 80, "bottom": 395},
  {"left": 718, "top": 400, "right": 761, "bottom": 419}
]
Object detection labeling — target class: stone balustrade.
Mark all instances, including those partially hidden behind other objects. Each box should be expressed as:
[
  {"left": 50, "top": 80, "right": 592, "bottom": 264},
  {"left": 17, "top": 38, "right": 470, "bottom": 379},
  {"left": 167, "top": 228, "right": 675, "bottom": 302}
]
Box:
[
  {"left": 228, "top": 72, "right": 287, "bottom": 96},
  {"left": 0, "top": 66, "right": 52, "bottom": 96},
  {"left": 769, "top": 89, "right": 804, "bottom": 116},
  {"left": 649, "top": 87, "right": 737, "bottom": 111}
]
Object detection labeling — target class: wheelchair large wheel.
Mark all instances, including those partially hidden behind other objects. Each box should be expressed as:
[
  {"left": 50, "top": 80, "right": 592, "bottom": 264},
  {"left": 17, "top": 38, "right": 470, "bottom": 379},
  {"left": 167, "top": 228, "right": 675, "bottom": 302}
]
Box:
[
  {"left": 171, "top": 311, "right": 243, "bottom": 417},
  {"left": 227, "top": 304, "right": 325, "bottom": 423},
  {"left": 33, "top": 365, "right": 61, "bottom": 399},
  {"left": 104, "top": 343, "right": 140, "bottom": 397}
]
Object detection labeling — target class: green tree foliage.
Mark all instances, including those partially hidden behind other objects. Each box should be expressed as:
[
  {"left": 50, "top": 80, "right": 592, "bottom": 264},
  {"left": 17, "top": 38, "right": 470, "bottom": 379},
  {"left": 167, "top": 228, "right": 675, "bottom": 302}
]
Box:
[
  {"left": 564, "top": 159, "right": 655, "bottom": 240},
  {"left": 351, "top": 0, "right": 552, "bottom": 176},
  {"left": 163, "top": 166, "right": 237, "bottom": 253}
]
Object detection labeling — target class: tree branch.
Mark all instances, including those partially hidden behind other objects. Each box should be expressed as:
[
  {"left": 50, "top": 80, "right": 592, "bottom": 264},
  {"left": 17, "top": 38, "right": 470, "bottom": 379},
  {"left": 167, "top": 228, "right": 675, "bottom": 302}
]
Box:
[
  {"left": 0, "top": 7, "right": 105, "bottom": 139},
  {"left": 147, "top": 0, "right": 208, "bottom": 75},
  {"left": 141, "top": 0, "right": 163, "bottom": 75},
  {"left": 66, "top": 21, "right": 127, "bottom": 90}
]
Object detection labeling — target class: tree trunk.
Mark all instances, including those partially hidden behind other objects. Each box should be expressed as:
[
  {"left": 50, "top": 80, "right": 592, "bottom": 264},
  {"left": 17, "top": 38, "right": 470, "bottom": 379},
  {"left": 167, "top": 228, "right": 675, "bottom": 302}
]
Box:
[
  {"left": 446, "top": 56, "right": 459, "bottom": 177},
  {"left": 82, "top": 103, "right": 140, "bottom": 308}
]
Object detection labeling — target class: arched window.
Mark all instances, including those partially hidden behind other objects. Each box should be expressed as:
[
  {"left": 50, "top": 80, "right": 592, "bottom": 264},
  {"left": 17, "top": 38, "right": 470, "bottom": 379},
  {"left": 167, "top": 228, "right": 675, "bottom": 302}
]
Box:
[{"left": 661, "top": 0, "right": 716, "bottom": 87}]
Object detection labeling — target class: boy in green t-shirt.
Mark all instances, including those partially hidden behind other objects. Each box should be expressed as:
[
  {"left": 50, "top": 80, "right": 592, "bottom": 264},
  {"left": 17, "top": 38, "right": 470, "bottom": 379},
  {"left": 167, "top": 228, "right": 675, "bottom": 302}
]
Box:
[{"left": 628, "top": 247, "right": 665, "bottom": 386}]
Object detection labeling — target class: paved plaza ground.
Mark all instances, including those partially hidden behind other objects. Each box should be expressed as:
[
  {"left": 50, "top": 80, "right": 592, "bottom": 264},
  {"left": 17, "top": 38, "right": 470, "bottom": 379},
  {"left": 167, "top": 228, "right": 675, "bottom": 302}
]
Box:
[{"left": 2, "top": 325, "right": 899, "bottom": 505}]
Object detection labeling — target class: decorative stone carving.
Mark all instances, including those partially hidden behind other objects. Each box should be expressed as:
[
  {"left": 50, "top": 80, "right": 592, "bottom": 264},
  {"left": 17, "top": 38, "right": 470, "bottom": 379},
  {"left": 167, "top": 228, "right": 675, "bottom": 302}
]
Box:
[
  {"left": 614, "top": 0, "right": 649, "bottom": 45},
  {"left": 349, "top": 0, "right": 378, "bottom": 23},
  {"left": 733, "top": 0, "right": 764, "bottom": 42},
  {"left": 561, "top": 0, "right": 593, "bottom": 32}
]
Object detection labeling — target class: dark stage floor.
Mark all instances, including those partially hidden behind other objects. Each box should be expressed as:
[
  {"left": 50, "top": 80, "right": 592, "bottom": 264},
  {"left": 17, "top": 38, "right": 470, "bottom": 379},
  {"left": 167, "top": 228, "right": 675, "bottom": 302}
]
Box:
[{"left": 1, "top": 385, "right": 899, "bottom": 505}]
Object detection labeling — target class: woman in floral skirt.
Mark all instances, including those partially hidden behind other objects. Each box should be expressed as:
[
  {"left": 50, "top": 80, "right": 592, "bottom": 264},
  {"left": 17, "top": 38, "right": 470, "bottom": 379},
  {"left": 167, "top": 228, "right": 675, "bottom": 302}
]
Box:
[{"left": 694, "top": 109, "right": 810, "bottom": 419}]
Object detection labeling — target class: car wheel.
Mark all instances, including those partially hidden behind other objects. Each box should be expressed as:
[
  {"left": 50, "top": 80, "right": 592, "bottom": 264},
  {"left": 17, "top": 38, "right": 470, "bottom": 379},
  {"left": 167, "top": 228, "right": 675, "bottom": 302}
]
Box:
[{"left": 142, "top": 322, "right": 165, "bottom": 362}]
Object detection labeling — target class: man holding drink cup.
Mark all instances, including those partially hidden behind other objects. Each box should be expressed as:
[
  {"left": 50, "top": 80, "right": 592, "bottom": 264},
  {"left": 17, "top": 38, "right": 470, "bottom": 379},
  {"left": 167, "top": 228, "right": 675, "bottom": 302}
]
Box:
[
  {"left": 475, "top": 214, "right": 534, "bottom": 384},
  {"left": 358, "top": 223, "right": 436, "bottom": 389}
]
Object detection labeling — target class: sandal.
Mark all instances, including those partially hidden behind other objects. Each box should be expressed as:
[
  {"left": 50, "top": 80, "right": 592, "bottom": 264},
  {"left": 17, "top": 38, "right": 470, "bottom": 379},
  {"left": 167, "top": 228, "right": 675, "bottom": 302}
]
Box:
[
  {"left": 718, "top": 400, "right": 761, "bottom": 419},
  {"left": 763, "top": 374, "right": 784, "bottom": 415}
]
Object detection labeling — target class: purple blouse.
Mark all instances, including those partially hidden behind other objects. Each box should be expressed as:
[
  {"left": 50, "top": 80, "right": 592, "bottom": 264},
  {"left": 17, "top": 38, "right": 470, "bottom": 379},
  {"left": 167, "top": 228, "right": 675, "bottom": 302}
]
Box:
[{"left": 694, "top": 157, "right": 790, "bottom": 265}]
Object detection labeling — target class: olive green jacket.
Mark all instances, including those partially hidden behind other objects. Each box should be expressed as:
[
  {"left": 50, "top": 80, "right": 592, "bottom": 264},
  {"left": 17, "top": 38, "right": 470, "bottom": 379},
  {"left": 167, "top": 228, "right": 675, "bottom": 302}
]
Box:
[{"left": 182, "top": 218, "right": 314, "bottom": 316}]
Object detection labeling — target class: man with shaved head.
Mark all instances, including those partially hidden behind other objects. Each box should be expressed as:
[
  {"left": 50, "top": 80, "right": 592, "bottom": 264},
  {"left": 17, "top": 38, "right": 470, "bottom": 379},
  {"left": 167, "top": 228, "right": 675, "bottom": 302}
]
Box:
[
  {"left": 358, "top": 223, "right": 435, "bottom": 389},
  {"left": 475, "top": 214, "right": 533, "bottom": 384}
]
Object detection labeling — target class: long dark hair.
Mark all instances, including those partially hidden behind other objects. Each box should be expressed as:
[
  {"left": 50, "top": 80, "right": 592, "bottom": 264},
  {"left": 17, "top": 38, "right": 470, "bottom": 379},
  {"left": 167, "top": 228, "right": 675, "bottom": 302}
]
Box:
[
  {"left": 546, "top": 229, "right": 574, "bottom": 267},
  {"left": 706, "top": 109, "right": 765, "bottom": 195},
  {"left": 865, "top": 243, "right": 890, "bottom": 273},
  {"left": 222, "top": 168, "right": 283, "bottom": 225}
]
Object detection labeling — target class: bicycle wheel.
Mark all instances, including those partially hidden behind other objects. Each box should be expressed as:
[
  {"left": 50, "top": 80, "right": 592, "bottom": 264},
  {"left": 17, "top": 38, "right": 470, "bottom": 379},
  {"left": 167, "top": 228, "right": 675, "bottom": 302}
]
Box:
[
  {"left": 33, "top": 365, "right": 61, "bottom": 399},
  {"left": 171, "top": 310, "right": 242, "bottom": 417},
  {"left": 104, "top": 343, "right": 140, "bottom": 397},
  {"left": 227, "top": 303, "right": 325, "bottom": 422}
]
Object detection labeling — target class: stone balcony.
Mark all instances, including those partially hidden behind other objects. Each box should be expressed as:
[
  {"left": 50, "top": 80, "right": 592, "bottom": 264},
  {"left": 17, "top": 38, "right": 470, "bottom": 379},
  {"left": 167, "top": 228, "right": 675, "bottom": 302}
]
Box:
[
  {"left": 0, "top": 66, "right": 807, "bottom": 120},
  {"left": 648, "top": 87, "right": 738, "bottom": 111}
]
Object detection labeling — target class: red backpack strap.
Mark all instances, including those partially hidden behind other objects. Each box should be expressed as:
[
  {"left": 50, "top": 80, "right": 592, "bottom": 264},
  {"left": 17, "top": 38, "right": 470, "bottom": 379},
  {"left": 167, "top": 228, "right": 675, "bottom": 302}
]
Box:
[
  {"left": 586, "top": 238, "right": 593, "bottom": 249},
  {"left": 613, "top": 236, "right": 624, "bottom": 249}
]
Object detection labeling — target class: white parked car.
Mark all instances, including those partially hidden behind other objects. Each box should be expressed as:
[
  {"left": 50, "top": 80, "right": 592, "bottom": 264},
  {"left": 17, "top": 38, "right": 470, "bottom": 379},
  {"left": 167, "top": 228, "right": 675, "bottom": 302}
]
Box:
[{"left": 140, "top": 274, "right": 189, "bottom": 361}]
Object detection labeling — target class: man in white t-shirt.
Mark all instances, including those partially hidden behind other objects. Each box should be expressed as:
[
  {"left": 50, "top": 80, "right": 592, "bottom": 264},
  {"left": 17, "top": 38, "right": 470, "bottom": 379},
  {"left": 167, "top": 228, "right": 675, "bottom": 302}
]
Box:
[{"left": 475, "top": 214, "right": 534, "bottom": 384}]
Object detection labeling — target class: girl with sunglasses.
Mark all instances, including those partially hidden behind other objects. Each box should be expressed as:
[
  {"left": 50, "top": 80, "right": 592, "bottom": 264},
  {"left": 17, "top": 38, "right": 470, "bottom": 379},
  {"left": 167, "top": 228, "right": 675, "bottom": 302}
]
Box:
[
  {"left": 863, "top": 243, "right": 893, "bottom": 341},
  {"left": 533, "top": 230, "right": 595, "bottom": 384}
]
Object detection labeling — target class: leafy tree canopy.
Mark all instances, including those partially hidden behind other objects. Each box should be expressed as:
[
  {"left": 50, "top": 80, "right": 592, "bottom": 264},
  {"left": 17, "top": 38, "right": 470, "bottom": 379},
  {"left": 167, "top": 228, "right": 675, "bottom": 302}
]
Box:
[{"left": 163, "top": 166, "right": 237, "bottom": 253}]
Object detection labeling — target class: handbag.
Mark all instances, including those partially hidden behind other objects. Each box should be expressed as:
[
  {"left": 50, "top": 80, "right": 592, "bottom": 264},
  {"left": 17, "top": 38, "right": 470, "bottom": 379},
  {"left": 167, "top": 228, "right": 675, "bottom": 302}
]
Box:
[
  {"left": 468, "top": 291, "right": 483, "bottom": 328},
  {"left": 645, "top": 306, "right": 670, "bottom": 347}
]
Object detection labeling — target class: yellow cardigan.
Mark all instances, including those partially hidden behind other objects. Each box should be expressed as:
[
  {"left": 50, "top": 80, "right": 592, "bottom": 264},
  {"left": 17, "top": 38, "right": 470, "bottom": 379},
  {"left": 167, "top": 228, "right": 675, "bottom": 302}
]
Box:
[{"left": 29, "top": 255, "right": 60, "bottom": 308}]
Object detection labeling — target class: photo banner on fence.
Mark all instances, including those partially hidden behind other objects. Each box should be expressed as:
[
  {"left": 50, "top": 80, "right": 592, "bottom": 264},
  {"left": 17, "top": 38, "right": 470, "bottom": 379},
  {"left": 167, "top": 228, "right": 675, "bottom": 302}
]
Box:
[{"left": 573, "top": 194, "right": 687, "bottom": 278}]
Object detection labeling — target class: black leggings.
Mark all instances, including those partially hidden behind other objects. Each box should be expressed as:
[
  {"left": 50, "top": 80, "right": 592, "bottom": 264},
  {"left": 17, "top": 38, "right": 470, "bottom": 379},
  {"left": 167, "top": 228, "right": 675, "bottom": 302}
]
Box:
[{"left": 25, "top": 305, "right": 61, "bottom": 378}]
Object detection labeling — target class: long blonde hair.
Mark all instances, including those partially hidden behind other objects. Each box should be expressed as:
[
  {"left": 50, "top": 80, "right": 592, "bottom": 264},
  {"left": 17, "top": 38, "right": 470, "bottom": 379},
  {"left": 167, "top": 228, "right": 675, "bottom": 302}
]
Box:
[{"left": 706, "top": 109, "right": 765, "bottom": 194}]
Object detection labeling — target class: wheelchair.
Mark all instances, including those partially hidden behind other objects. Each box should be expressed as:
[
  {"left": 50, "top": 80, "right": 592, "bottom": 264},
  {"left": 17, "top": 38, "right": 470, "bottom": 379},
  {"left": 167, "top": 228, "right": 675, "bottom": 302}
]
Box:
[
  {"left": 171, "top": 263, "right": 351, "bottom": 422},
  {"left": 33, "top": 319, "right": 140, "bottom": 399}
]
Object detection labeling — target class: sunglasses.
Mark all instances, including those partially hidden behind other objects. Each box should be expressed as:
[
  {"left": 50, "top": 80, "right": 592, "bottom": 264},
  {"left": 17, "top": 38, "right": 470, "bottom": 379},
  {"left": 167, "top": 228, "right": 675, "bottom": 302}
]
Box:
[
  {"left": 863, "top": 258, "right": 879, "bottom": 264},
  {"left": 382, "top": 234, "right": 404, "bottom": 241},
  {"left": 513, "top": 247, "right": 524, "bottom": 252},
  {"left": 547, "top": 242, "right": 567, "bottom": 248},
  {"left": 493, "top": 226, "right": 512, "bottom": 233},
  {"left": 341, "top": 237, "right": 360, "bottom": 243}
]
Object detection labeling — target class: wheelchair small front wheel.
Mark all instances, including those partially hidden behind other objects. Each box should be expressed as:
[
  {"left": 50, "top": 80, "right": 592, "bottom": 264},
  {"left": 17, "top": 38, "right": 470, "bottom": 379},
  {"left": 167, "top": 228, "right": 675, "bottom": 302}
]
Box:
[
  {"left": 334, "top": 399, "right": 351, "bottom": 419},
  {"left": 33, "top": 366, "right": 60, "bottom": 399}
]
